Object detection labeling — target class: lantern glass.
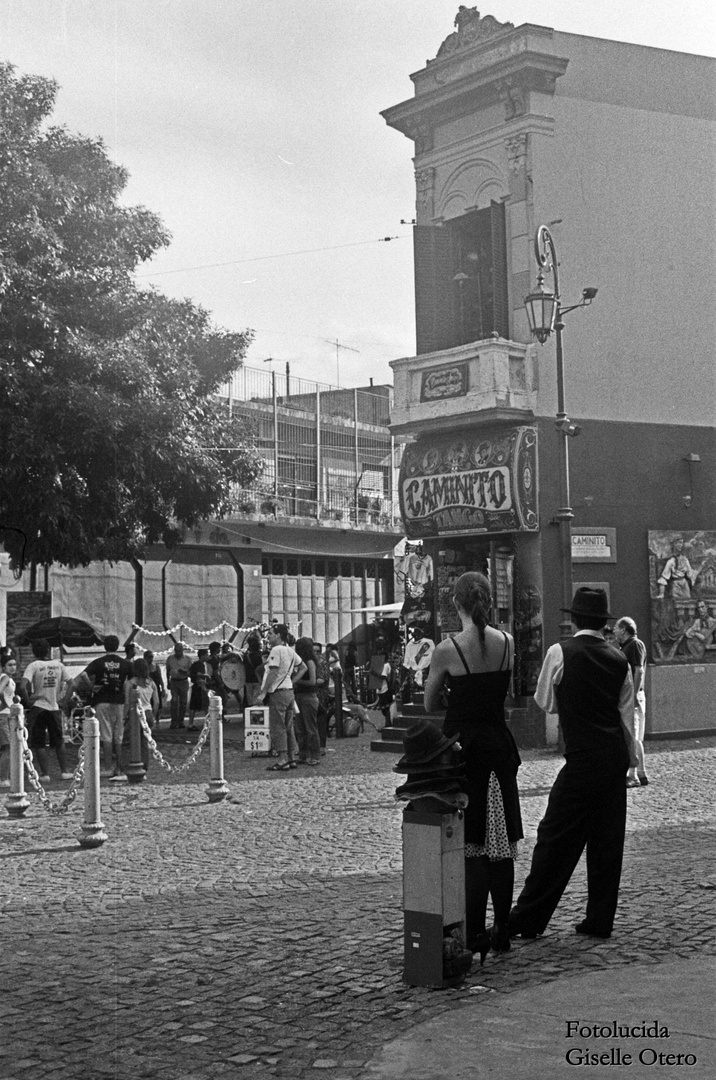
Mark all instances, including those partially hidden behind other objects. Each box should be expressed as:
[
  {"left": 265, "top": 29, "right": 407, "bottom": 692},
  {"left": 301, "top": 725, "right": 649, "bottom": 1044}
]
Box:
[{"left": 524, "top": 286, "right": 558, "bottom": 344}]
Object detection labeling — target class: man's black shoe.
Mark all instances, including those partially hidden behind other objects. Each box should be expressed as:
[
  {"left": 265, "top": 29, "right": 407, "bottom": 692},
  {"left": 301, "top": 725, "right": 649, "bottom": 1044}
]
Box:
[
  {"left": 507, "top": 921, "right": 541, "bottom": 940},
  {"left": 575, "top": 920, "right": 611, "bottom": 939}
]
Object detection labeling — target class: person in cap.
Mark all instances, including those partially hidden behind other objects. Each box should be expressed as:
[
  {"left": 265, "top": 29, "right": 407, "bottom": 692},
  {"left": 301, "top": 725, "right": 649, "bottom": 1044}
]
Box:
[
  {"left": 508, "top": 588, "right": 638, "bottom": 941},
  {"left": 424, "top": 572, "right": 522, "bottom": 961}
]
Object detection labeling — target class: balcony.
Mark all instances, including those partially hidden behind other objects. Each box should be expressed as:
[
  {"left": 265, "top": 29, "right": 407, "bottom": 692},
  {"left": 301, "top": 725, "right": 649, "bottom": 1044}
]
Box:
[
  {"left": 390, "top": 336, "right": 537, "bottom": 437},
  {"left": 218, "top": 365, "right": 403, "bottom": 534}
]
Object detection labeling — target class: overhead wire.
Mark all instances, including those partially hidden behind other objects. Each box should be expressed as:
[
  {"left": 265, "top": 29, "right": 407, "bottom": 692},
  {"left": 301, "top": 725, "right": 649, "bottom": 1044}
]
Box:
[{"left": 136, "top": 234, "right": 408, "bottom": 279}]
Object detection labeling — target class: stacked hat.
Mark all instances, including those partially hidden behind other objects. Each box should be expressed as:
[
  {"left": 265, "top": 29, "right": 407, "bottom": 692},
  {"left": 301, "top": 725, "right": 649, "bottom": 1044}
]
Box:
[{"left": 393, "top": 720, "right": 467, "bottom": 812}]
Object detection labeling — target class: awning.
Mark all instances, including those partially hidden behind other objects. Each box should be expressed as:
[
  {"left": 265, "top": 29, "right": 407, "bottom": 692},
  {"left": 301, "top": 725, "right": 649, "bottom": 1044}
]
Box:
[{"left": 348, "top": 602, "right": 403, "bottom": 616}]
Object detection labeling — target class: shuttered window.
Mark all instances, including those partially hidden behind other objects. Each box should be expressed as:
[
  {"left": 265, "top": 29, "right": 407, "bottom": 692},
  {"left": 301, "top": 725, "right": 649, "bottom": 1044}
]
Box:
[{"left": 413, "top": 201, "right": 509, "bottom": 354}]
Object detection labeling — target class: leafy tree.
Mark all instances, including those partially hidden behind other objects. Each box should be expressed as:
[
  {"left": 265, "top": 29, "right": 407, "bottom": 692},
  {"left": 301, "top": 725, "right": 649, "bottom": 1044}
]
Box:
[{"left": 0, "top": 63, "right": 262, "bottom": 572}]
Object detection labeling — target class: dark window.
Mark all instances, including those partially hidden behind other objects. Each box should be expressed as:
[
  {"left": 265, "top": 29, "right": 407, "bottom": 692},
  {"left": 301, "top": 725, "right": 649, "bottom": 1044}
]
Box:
[
  {"left": 341, "top": 561, "right": 352, "bottom": 578},
  {"left": 314, "top": 560, "right": 325, "bottom": 577},
  {"left": 327, "top": 561, "right": 338, "bottom": 578},
  {"left": 261, "top": 558, "right": 269, "bottom": 575},
  {"left": 414, "top": 201, "right": 509, "bottom": 354},
  {"left": 286, "top": 559, "right": 298, "bottom": 576},
  {"left": 271, "top": 558, "right": 283, "bottom": 576},
  {"left": 301, "top": 560, "right": 313, "bottom": 576}
]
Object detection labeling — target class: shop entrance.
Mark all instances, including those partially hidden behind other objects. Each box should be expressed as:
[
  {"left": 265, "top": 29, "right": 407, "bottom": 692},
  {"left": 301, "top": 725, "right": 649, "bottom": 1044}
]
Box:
[{"left": 434, "top": 537, "right": 515, "bottom": 641}]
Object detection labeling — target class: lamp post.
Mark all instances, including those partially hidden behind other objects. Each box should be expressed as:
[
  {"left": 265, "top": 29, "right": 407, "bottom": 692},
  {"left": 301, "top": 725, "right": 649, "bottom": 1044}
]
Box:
[{"left": 524, "top": 226, "right": 597, "bottom": 640}]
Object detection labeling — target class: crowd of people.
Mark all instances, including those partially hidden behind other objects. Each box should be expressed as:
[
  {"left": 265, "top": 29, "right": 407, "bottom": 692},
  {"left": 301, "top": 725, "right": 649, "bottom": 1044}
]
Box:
[{"left": 0, "top": 626, "right": 366, "bottom": 785}]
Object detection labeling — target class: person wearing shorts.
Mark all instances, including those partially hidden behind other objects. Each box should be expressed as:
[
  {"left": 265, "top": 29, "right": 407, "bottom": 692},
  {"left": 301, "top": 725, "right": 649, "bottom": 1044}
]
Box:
[
  {"left": 23, "top": 639, "right": 72, "bottom": 782},
  {"left": 82, "top": 635, "right": 133, "bottom": 778}
]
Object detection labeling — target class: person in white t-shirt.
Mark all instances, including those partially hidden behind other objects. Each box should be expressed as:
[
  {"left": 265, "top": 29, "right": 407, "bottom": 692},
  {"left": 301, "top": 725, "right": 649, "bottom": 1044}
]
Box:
[
  {"left": 400, "top": 626, "right": 435, "bottom": 701},
  {"left": 23, "top": 639, "right": 72, "bottom": 781},
  {"left": 260, "top": 624, "right": 306, "bottom": 771}
]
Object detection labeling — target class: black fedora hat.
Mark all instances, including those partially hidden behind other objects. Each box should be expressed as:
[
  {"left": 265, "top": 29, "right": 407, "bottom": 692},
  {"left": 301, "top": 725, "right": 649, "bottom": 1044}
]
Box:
[
  {"left": 393, "top": 760, "right": 465, "bottom": 776},
  {"left": 561, "top": 587, "right": 612, "bottom": 620},
  {"left": 394, "top": 720, "right": 460, "bottom": 771}
]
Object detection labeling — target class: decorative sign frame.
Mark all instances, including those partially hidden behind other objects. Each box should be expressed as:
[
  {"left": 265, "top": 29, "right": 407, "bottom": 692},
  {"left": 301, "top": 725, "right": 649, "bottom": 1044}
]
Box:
[
  {"left": 420, "top": 362, "right": 469, "bottom": 402},
  {"left": 398, "top": 425, "right": 538, "bottom": 539}
]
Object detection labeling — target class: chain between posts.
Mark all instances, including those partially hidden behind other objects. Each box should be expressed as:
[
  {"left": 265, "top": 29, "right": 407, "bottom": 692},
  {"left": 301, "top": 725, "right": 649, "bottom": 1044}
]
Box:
[
  {"left": 139, "top": 712, "right": 211, "bottom": 773},
  {"left": 17, "top": 721, "right": 86, "bottom": 817}
]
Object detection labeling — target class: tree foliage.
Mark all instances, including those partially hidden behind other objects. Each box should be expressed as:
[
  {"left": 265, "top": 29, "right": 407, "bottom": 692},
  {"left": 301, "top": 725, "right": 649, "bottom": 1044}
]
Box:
[{"left": 0, "top": 64, "right": 262, "bottom": 569}]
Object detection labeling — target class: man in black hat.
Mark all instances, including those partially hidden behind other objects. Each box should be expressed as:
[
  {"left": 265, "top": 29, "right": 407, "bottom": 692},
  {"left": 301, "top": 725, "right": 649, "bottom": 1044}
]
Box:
[{"left": 508, "top": 588, "right": 637, "bottom": 940}]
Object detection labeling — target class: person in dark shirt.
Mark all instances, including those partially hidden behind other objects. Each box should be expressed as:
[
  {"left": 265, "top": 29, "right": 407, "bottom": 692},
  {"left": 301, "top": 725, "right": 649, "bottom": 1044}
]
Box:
[
  {"left": 83, "top": 635, "right": 133, "bottom": 778},
  {"left": 188, "top": 648, "right": 211, "bottom": 730},
  {"left": 508, "top": 589, "right": 637, "bottom": 941},
  {"left": 614, "top": 616, "right": 648, "bottom": 788}
]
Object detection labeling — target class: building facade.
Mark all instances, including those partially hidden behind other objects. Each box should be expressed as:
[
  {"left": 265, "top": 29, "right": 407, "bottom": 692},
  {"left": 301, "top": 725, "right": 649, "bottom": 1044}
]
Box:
[
  {"left": 383, "top": 9, "right": 715, "bottom": 740},
  {"left": 2, "top": 367, "right": 403, "bottom": 661}
]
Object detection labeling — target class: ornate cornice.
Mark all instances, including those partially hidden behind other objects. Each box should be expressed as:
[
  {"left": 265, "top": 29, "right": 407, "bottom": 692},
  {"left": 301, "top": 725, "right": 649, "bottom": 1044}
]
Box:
[
  {"left": 434, "top": 8, "right": 515, "bottom": 61},
  {"left": 382, "top": 45, "right": 569, "bottom": 148}
]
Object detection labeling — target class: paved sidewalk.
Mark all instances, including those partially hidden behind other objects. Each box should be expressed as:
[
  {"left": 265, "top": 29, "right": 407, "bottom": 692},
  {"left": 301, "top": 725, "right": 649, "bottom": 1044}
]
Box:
[{"left": 0, "top": 725, "right": 714, "bottom": 1080}]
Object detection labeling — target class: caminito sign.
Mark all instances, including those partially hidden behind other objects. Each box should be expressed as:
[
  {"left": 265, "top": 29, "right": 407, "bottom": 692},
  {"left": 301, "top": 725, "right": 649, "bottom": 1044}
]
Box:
[{"left": 398, "top": 426, "right": 538, "bottom": 538}]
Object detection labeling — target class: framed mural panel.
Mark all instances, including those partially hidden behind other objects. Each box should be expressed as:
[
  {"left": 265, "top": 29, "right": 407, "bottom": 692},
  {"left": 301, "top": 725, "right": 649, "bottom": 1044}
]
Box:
[{"left": 649, "top": 531, "right": 716, "bottom": 663}]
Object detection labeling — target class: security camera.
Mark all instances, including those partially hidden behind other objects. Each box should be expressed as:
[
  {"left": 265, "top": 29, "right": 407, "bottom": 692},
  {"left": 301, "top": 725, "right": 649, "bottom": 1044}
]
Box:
[
  {"left": 582, "top": 287, "right": 598, "bottom": 301},
  {"left": 555, "top": 418, "right": 581, "bottom": 437}
]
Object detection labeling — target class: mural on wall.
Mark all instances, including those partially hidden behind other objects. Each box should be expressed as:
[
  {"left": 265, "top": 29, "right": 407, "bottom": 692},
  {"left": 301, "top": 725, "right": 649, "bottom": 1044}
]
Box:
[{"left": 649, "top": 531, "right": 716, "bottom": 663}]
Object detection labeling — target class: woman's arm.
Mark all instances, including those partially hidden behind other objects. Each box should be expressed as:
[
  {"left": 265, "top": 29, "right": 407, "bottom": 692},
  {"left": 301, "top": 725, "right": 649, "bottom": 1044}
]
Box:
[{"left": 422, "top": 642, "right": 451, "bottom": 713}]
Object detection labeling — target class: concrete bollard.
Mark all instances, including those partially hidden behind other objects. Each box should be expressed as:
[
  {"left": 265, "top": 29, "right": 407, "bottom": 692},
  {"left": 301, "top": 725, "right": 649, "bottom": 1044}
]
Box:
[
  {"left": 6, "top": 702, "right": 30, "bottom": 818},
  {"left": 402, "top": 807, "right": 467, "bottom": 987},
  {"left": 77, "top": 708, "right": 108, "bottom": 848},
  {"left": 206, "top": 693, "right": 229, "bottom": 803},
  {"left": 125, "top": 689, "right": 146, "bottom": 785}
]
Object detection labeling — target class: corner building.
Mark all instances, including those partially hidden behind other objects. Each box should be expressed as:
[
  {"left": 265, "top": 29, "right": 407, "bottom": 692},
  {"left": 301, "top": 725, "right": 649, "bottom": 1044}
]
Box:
[{"left": 382, "top": 10, "right": 715, "bottom": 743}]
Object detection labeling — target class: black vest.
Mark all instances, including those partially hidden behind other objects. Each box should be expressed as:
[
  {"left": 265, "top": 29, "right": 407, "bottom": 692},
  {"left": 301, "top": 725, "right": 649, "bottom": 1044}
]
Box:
[{"left": 556, "top": 635, "right": 630, "bottom": 757}]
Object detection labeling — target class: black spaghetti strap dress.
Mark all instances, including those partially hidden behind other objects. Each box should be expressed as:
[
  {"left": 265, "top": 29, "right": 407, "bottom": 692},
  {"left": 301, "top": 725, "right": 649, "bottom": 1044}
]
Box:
[{"left": 442, "top": 635, "right": 523, "bottom": 859}]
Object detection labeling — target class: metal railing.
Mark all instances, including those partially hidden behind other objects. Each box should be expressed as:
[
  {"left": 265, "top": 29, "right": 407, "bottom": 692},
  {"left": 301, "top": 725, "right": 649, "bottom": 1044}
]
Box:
[{"left": 219, "top": 365, "right": 401, "bottom": 528}]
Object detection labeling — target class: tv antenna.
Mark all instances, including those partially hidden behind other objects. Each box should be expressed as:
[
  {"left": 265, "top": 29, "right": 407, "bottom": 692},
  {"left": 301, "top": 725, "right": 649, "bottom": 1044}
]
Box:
[{"left": 322, "top": 338, "right": 359, "bottom": 387}]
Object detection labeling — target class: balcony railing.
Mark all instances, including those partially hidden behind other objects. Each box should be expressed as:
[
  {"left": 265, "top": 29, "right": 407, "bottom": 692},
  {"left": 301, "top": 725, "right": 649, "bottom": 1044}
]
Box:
[{"left": 220, "top": 364, "right": 402, "bottom": 531}]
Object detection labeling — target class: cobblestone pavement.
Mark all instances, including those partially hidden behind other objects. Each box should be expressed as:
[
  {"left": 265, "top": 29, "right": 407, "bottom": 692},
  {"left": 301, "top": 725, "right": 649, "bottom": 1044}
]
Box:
[{"left": 1, "top": 720, "right": 714, "bottom": 1080}]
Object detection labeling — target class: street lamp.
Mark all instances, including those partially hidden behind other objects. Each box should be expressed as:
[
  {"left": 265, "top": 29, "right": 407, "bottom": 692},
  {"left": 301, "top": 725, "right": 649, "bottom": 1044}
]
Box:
[{"left": 524, "top": 225, "right": 598, "bottom": 639}]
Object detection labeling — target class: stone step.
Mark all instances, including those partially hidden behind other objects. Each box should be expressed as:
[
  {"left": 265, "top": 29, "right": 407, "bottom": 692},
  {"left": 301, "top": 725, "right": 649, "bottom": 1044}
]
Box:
[
  {"left": 369, "top": 711, "right": 448, "bottom": 752},
  {"left": 370, "top": 737, "right": 405, "bottom": 753}
]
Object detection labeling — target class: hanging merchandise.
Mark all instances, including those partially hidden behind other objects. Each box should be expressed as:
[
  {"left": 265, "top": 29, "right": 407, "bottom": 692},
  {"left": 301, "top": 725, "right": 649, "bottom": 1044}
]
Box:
[{"left": 400, "top": 544, "right": 435, "bottom": 638}]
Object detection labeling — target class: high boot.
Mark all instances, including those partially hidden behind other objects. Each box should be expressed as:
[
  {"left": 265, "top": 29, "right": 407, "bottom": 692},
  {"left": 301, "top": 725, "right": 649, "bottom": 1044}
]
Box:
[{"left": 464, "top": 856, "right": 491, "bottom": 962}]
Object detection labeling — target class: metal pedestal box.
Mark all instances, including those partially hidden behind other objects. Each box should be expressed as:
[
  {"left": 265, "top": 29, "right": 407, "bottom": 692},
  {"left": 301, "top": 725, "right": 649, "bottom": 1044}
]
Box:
[{"left": 402, "top": 808, "right": 466, "bottom": 987}]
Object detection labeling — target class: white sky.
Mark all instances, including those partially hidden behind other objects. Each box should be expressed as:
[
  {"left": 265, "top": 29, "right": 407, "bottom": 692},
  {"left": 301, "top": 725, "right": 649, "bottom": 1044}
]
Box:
[{"left": 2, "top": 0, "right": 714, "bottom": 389}]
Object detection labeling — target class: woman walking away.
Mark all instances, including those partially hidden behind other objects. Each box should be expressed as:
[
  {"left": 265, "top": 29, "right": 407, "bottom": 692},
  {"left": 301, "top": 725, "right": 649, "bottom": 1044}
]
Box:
[
  {"left": 423, "top": 572, "right": 523, "bottom": 963},
  {"left": 293, "top": 637, "right": 321, "bottom": 766}
]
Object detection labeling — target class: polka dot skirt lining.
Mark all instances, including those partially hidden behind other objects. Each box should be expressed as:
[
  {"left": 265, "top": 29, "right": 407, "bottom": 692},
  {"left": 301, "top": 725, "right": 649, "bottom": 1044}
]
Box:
[{"left": 465, "top": 770, "right": 519, "bottom": 861}]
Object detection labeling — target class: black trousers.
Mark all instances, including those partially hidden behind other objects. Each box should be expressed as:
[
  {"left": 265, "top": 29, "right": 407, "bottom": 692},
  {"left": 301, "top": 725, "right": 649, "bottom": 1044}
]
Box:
[{"left": 510, "top": 751, "right": 628, "bottom": 934}]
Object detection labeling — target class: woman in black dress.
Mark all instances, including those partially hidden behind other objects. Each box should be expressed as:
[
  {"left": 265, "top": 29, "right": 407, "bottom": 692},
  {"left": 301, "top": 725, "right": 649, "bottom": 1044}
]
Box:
[{"left": 423, "top": 572, "right": 523, "bottom": 961}]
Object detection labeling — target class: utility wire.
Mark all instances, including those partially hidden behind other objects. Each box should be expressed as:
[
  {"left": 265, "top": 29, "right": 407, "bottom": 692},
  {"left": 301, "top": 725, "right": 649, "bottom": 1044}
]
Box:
[{"left": 137, "top": 235, "right": 407, "bottom": 279}]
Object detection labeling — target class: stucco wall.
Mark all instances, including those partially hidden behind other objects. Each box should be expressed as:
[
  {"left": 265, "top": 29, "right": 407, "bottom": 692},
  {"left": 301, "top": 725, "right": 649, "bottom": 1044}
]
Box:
[{"left": 529, "top": 69, "right": 715, "bottom": 427}]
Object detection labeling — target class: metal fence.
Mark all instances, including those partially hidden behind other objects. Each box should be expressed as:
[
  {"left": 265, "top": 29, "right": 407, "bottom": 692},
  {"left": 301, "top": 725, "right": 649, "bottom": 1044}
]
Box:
[{"left": 219, "top": 365, "right": 402, "bottom": 528}]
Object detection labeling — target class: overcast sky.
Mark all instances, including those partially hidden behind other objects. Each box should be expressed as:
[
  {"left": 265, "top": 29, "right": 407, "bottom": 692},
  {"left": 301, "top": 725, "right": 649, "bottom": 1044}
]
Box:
[{"left": 2, "top": 0, "right": 714, "bottom": 389}]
